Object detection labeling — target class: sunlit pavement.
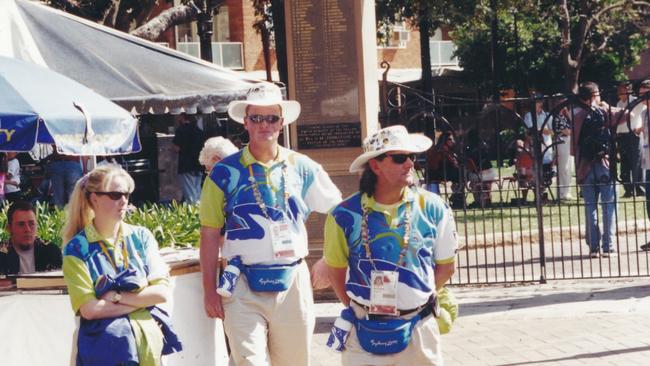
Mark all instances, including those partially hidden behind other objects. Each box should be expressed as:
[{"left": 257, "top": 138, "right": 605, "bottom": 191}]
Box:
[{"left": 312, "top": 278, "right": 650, "bottom": 365}]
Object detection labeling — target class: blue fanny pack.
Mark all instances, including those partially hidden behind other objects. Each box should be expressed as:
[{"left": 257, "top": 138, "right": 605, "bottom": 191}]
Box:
[
  {"left": 354, "top": 301, "right": 434, "bottom": 355},
  {"left": 243, "top": 259, "right": 301, "bottom": 292},
  {"left": 354, "top": 316, "right": 419, "bottom": 355}
]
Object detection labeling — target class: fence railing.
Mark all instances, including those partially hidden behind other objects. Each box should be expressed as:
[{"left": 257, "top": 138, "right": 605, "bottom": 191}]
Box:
[{"left": 379, "top": 73, "right": 650, "bottom": 284}]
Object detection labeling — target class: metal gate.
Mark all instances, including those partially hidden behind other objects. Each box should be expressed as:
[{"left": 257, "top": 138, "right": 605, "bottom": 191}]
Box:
[{"left": 380, "top": 72, "right": 650, "bottom": 284}]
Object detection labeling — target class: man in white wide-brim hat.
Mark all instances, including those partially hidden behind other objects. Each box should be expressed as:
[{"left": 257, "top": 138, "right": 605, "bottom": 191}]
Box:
[
  {"left": 199, "top": 82, "right": 342, "bottom": 365},
  {"left": 323, "top": 125, "right": 458, "bottom": 365}
]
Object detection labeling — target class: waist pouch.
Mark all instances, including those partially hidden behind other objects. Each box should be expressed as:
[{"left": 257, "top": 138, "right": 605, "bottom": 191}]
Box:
[
  {"left": 243, "top": 259, "right": 301, "bottom": 292},
  {"left": 354, "top": 302, "right": 434, "bottom": 355}
]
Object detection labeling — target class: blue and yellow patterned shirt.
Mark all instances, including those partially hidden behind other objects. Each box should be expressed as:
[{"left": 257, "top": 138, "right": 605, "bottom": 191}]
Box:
[
  {"left": 324, "top": 188, "right": 458, "bottom": 309},
  {"left": 200, "top": 145, "right": 342, "bottom": 264}
]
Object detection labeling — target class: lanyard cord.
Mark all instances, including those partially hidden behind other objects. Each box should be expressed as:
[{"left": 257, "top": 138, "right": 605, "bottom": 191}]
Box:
[
  {"left": 361, "top": 200, "right": 411, "bottom": 271},
  {"left": 98, "top": 236, "right": 129, "bottom": 271},
  {"left": 248, "top": 163, "right": 289, "bottom": 220}
]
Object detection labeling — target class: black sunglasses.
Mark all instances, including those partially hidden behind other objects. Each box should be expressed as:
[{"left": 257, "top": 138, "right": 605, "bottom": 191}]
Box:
[
  {"left": 378, "top": 153, "right": 417, "bottom": 164},
  {"left": 245, "top": 114, "right": 282, "bottom": 124},
  {"left": 94, "top": 191, "right": 131, "bottom": 200}
]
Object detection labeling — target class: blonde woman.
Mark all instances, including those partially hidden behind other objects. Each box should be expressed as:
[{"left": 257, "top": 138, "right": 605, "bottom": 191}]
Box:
[
  {"left": 198, "top": 136, "right": 238, "bottom": 174},
  {"left": 62, "top": 165, "right": 181, "bottom": 366}
]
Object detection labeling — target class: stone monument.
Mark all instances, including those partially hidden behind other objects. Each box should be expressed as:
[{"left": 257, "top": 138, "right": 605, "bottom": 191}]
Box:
[{"left": 284, "top": 0, "right": 379, "bottom": 257}]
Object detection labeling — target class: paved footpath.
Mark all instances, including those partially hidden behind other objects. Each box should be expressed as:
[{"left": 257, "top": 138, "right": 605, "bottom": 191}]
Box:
[{"left": 312, "top": 278, "right": 650, "bottom": 365}]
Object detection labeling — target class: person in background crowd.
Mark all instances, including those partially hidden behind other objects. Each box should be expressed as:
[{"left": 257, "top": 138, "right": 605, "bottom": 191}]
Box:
[
  {"left": 0, "top": 201, "right": 62, "bottom": 275},
  {"left": 512, "top": 139, "right": 535, "bottom": 202},
  {"left": 634, "top": 80, "right": 650, "bottom": 251},
  {"left": 325, "top": 125, "right": 458, "bottom": 365},
  {"left": 48, "top": 147, "right": 84, "bottom": 208},
  {"left": 615, "top": 81, "right": 644, "bottom": 197},
  {"left": 524, "top": 94, "right": 555, "bottom": 201},
  {"left": 465, "top": 129, "right": 496, "bottom": 208},
  {"left": 200, "top": 83, "right": 342, "bottom": 365},
  {"left": 0, "top": 153, "right": 7, "bottom": 205},
  {"left": 4, "top": 152, "right": 21, "bottom": 202},
  {"left": 173, "top": 114, "right": 206, "bottom": 204},
  {"left": 426, "top": 130, "right": 465, "bottom": 208},
  {"left": 198, "top": 136, "right": 239, "bottom": 174},
  {"left": 570, "top": 82, "right": 628, "bottom": 259},
  {"left": 551, "top": 95, "right": 575, "bottom": 201},
  {"left": 61, "top": 164, "right": 180, "bottom": 365}
]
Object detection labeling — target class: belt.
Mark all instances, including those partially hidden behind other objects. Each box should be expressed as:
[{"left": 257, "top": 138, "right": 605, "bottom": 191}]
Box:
[
  {"left": 51, "top": 156, "right": 79, "bottom": 162},
  {"left": 243, "top": 258, "right": 303, "bottom": 269},
  {"left": 354, "top": 296, "right": 438, "bottom": 321}
]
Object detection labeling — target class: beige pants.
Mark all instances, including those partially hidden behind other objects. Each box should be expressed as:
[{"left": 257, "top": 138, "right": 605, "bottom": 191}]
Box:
[
  {"left": 341, "top": 302, "right": 443, "bottom": 366},
  {"left": 222, "top": 261, "right": 314, "bottom": 366}
]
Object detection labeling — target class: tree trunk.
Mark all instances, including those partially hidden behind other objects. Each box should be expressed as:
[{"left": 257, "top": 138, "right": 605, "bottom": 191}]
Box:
[
  {"left": 418, "top": 10, "right": 433, "bottom": 96},
  {"left": 261, "top": 27, "right": 273, "bottom": 81},
  {"left": 565, "top": 64, "right": 580, "bottom": 94},
  {"left": 271, "top": 0, "right": 289, "bottom": 87},
  {"left": 131, "top": 4, "right": 198, "bottom": 41}
]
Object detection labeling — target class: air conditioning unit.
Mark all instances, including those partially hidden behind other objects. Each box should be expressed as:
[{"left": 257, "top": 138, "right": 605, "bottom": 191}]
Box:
[
  {"left": 394, "top": 30, "right": 410, "bottom": 42},
  {"left": 176, "top": 42, "right": 201, "bottom": 59}
]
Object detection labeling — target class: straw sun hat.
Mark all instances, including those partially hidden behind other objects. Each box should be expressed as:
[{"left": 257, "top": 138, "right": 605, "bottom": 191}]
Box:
[
  {"left": 349, "top": 125, "right": 432, "bottom": 173},
  {"left": 227, "top": 83, "right": 301, "bottom": 124}
]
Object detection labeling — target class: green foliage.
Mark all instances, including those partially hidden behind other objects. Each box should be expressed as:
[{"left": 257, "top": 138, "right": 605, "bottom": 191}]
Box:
[
  {"left": 377, "top": 0, "right": 648, "bottom": 94},
  {"left": 376, "top": 0, "right": 478, "bottom": 34},
  {"left": 125, "top": 202, "right": 200, "bottom": 249},
  {"left": 0, "top": 202, "right": 199, "bottom": 249},
  {"left": 449, "top": 0, "right": 649, "bottom": 94},
  {"left": 35, "top": 203, "right": 66, "bottom": 248},
  {"left": 251, "top": 0, "right": 273, "bottom": 34},
  {"left": 452, "top": 5, "right": 564, "bottom": 93}
]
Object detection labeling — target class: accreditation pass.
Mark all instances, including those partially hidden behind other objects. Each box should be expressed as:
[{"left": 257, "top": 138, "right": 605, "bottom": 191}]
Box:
[
  {"left": 369, "top": 270, "right": 399, "bottom": 316},
  {"left": 270, "top": 220, "right": 295, "bottom": 258}
]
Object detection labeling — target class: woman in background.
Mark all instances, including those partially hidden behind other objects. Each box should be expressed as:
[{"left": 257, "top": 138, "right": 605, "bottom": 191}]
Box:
[
  {"left": 62, "top": 164, "right": 180, "bottom": 366},
  {"left": 198, "top": 136, "right": 238, "bottom": 174},
  {"left": 4, "top": 152, "right": 22, "bottom": 202}
]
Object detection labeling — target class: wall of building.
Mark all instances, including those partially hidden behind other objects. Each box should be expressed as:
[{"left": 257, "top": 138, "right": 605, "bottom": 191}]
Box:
[
  {"left": 226, "top": 0, "right": 277, "bottom": 72},
  {"left": 377, "top": 28, "right": 422, "bottom": 69},
  {"left": 628, "top": 43, "right": 650, "bottom": 81}
]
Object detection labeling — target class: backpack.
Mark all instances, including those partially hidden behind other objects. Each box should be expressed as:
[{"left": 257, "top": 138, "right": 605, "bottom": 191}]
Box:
[{"left": 578, "top": 107, "right": 611, "bottom": 161}]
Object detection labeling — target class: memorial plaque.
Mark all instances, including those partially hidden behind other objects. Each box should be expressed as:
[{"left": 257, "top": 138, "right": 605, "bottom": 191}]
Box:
[
  {"left": 285, "top": 0, "right": 378, "bottom": 254},
  {"left": 286, "top": 0, "right": 362, "bottom": 149},
  {"left": 297, "top": 122, "right": 361, "bottom": 149}
]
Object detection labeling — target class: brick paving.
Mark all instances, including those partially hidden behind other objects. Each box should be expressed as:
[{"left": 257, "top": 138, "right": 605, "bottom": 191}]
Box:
[{"left": 312, "top": 278, "right": 650, "bottom": 365}]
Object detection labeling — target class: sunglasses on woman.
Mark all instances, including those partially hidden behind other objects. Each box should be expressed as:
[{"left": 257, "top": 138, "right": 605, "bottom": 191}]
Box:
[
  {"left": 245, "top": 114, "right": 282, "bottom": 124},
  {"left": 378, "top": 153, "right": 418, "bottom": 164},
  {"left": 94, "top": 191, "right": 131, "bottom": 200}
]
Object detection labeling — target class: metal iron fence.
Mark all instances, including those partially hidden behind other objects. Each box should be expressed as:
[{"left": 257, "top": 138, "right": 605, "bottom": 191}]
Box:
[{"left": 380, "top": 74, "right": 650, "bottom": 284}]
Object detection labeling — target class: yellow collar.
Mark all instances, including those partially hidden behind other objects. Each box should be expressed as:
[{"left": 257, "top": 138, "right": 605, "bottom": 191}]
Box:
[
  {"left": 240, "top": 145, "right": 290, "bottom": 168},
  {"left": 361, "top": 188, "right": 414, "bottom": 213},
  {"left": 85, "top": 222, "right": 132, "bottom": 246}
]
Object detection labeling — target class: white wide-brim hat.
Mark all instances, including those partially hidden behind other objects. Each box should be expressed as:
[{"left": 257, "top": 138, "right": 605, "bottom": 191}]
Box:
[
  {"left": 349, "top": 125, "right": 433, "bottom": 173},
  {"left": 228, "top": 82, "right": 301, "bottom": 124}
]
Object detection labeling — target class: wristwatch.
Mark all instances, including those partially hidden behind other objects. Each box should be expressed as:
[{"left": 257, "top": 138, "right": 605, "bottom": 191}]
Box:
[{"left": 111, "top": 291, "right": 122, "bottom": 304}]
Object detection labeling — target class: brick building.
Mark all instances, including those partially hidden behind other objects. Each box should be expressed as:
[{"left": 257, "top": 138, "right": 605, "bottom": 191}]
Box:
[{"left": 168, "top": 0, "right": 458, "bottom": 81}]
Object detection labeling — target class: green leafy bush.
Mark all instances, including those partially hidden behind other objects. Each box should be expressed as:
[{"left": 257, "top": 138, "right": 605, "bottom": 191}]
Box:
[
  {"left": 125, "top": 202, "right": 200, "bottom": 249},
  {"left": 0, "top": 202, "right": 199, "bottom": 249}
]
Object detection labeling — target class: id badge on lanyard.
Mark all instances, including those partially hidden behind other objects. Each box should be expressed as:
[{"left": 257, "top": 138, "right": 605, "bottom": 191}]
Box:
[
  {"left": 369, "top": 270, "right": 399, "bottom": 316},
  {"left": 270, "top": 219, "right": 295, "bottom": 259}
]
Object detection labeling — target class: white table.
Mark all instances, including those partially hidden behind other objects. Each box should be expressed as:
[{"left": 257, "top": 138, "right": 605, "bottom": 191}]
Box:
[{"left": 0, "top": 265, "right": 228, "bottom": 366}]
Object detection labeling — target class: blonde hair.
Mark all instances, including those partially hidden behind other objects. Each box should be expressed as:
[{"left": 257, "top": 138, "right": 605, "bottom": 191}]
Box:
[
  {"left": 62, "top": 164, "right": 135, "bottom": 244},
  {"left": 198, "top": 136, "right": 238, "bottom": 167}
]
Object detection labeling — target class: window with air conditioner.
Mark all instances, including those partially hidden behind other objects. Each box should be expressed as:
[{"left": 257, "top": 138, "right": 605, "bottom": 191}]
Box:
[{"left": 378, "top": 21, "right": 410, "bottom": 49}]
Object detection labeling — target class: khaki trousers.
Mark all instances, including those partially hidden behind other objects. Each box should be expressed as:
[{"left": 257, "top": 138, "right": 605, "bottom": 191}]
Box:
[
  {"left": 223, "top": 261, "right": 314, "bottom": 366},
  {"left": 341, "top": 302, "right": 443, "bottom": 366}
]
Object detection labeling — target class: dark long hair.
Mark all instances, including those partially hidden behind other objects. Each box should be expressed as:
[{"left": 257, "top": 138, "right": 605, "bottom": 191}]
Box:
[{"left": 359, "top": 166, "right": 378, "bottom": 197}]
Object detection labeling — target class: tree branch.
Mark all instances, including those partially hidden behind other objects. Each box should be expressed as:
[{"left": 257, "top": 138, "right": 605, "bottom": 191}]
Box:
[
  {"left": 557, "top": 0, "right": 577, "bottom": 67},
  {"left": 130, "top": 3, "right": 199, "bottom": 40}
]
